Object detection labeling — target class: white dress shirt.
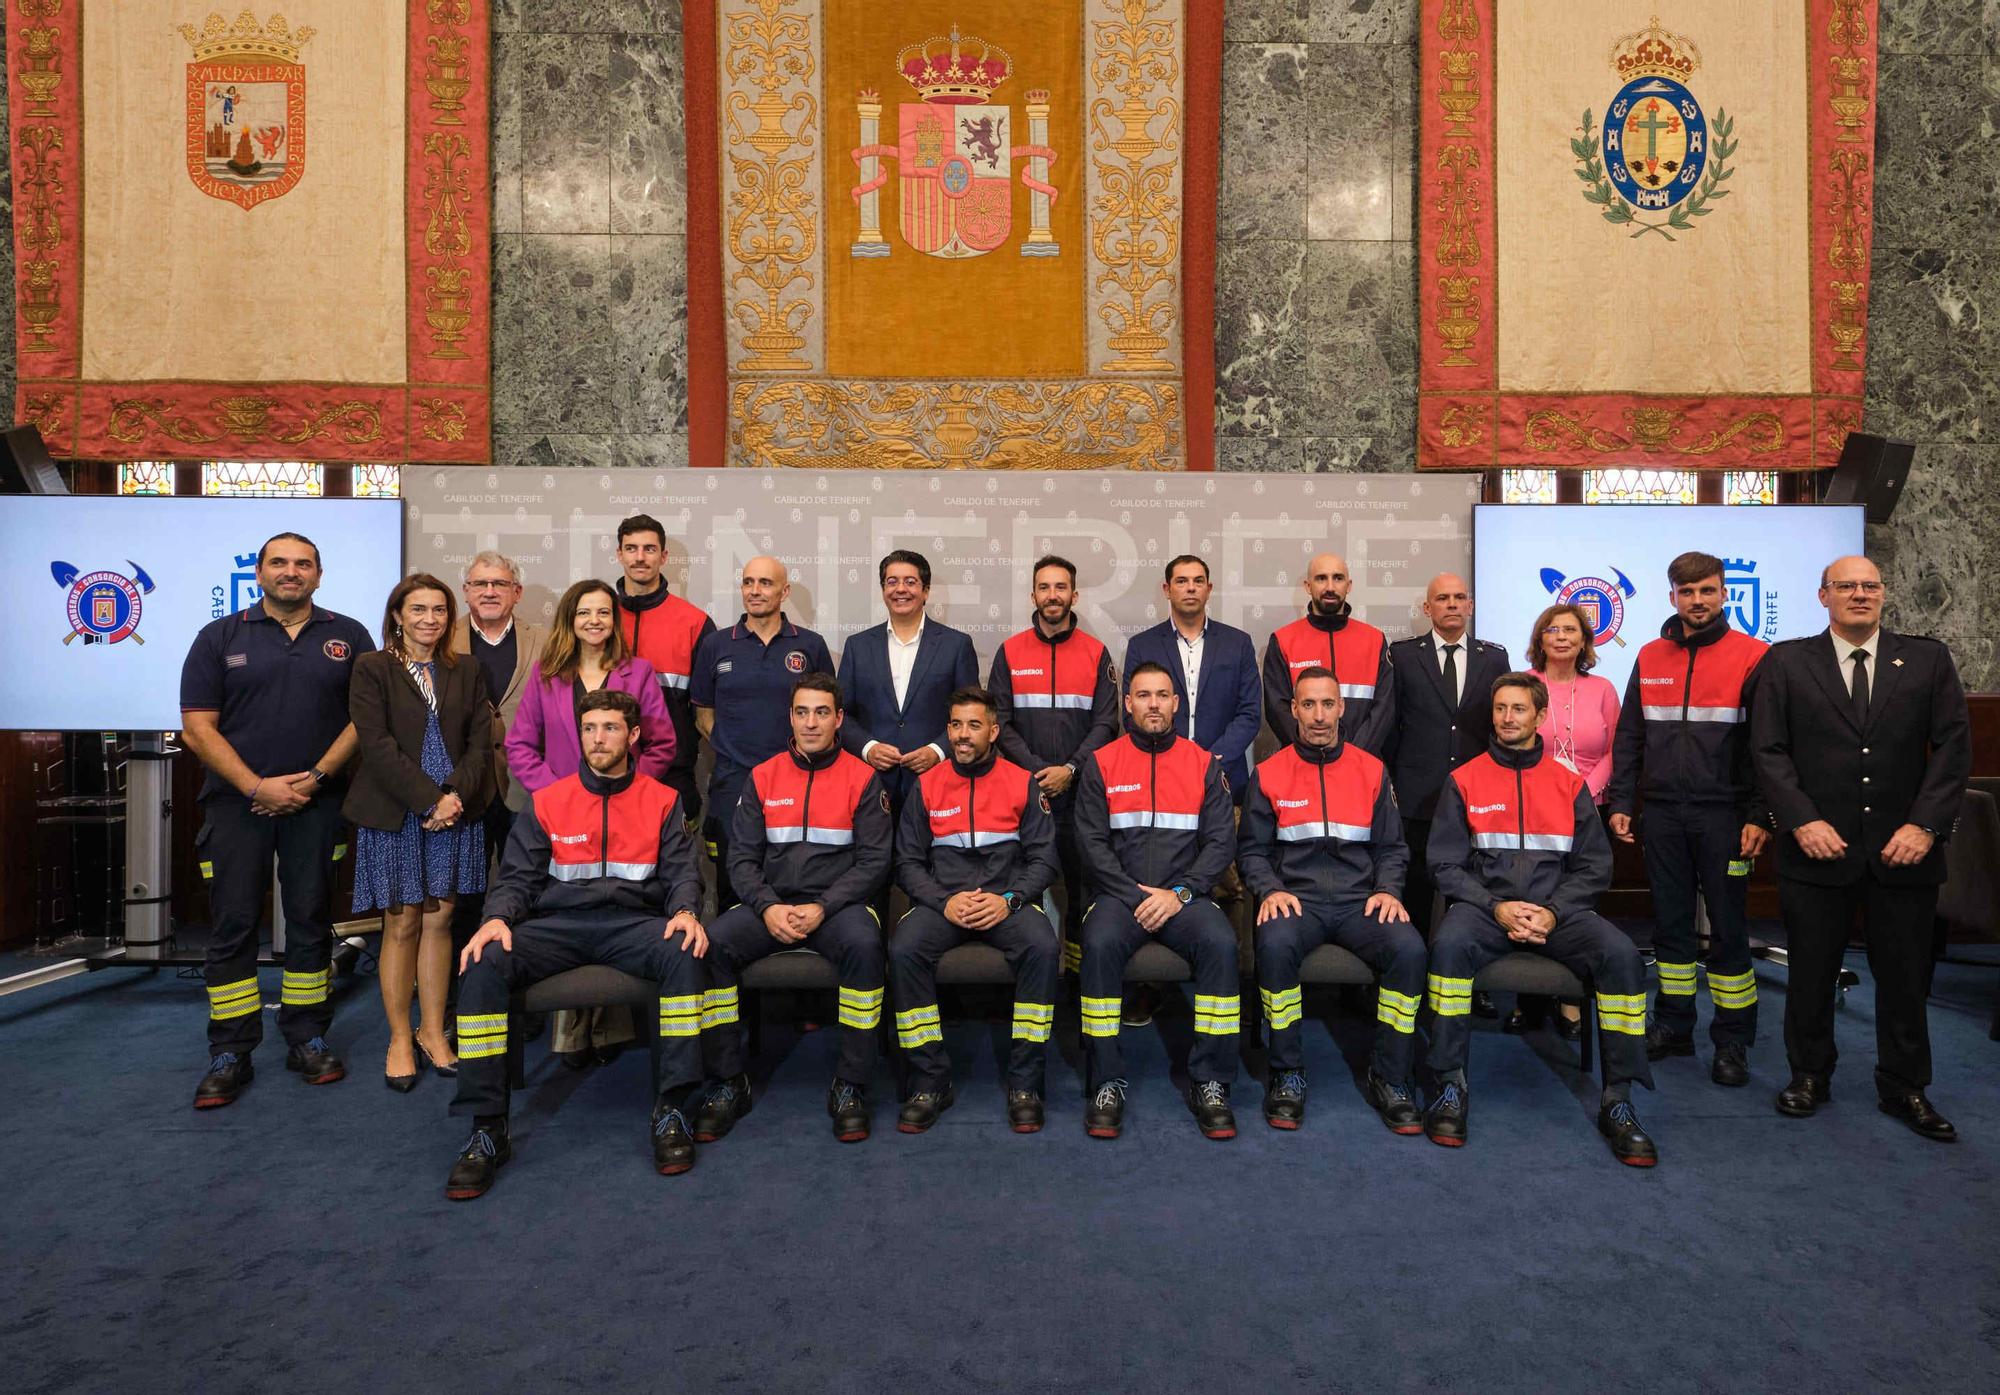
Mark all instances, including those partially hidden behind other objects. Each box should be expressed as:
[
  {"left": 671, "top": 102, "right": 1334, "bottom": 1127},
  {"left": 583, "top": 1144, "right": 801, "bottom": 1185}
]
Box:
[
  {"left": 1430, "top": 629, "right": 1467, "bottom": 706},
  {"left": 863, "top": 617, "right": 945, "bottom": 762},
  {"left": 1174, "top": 618, "right": 1207, "bottom": 726},
  {"left": 1836, "top": 627, "right": 1880, "bottom": 702}
]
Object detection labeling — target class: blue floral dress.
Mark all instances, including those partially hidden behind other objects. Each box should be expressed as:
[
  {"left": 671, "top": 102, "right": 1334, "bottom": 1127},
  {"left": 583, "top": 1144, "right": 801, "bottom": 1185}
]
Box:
[{"left": 352, "top": 661, "right": 487, "bottom": 912}]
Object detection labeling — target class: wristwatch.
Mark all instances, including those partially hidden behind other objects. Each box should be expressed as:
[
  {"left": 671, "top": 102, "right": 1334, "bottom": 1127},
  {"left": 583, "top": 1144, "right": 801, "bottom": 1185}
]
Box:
[
  {"left": 309, "top": 767, "right": 328, "bottom": 785},
  {"left": 1172, "top": 885, "right": 1193, "bottom": 905},
  {"left": 1001, "top": 891, "right": 1021, "bottom": 911}
]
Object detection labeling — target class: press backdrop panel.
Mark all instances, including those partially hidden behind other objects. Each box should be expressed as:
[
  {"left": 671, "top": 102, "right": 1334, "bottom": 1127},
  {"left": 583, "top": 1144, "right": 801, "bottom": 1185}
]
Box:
[{"left": 402, "top": 468, "right": 1480, "bottom": 666}]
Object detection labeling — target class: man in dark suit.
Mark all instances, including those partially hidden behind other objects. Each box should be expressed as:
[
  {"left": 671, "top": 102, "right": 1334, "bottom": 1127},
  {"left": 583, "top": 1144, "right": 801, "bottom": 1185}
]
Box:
[
  {"left": 1123, "top": 554, "right": 1262, "bottom": 801},
  {"left": 1382, "top": 572, "right": 1510, "bottom": 940},
  {"left": 1752, "top": 555, "right": 1971, "bottom": 1141}
]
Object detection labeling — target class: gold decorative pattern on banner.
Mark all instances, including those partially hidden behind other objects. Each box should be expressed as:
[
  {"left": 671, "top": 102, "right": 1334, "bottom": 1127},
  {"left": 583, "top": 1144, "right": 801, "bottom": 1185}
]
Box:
[
  {"left": 1437, "top": 403, "right": 1487, "bottom": 448},
  {"left": 1431, "top": 0, "right": 1481, "bottom": 368},
  {"left": 1088, "top": 0, "right": 1181, "bottom": 373},
  {"left": 15, "top": 0, "right": 67, "bottom": 354},
  {"left": 1522, "top": 405, "right": 1785, "bottom": 457},
  {"left": 424, "top": 1, "right": 474, "bottom": 126},
  {"left": 20, "top": 389, "right": 68, "bottom": 440},
  {"left": 414, "top": 396, "right": 469, "bottom": 442},
  {"left": 106, "top": 396, "right": 385, "bottom": 446},
  {"left": 1824, "top": 0, "right": 1871, "bottom": 373},
  {"left": 731, "top": 380, "right": 1180, "bottom": 469},
  {"left": 418, "top": 0, "right": 475, "bottom": 359},
  {"left": 724, "top": 0, "right": 820, "bottom": 372}
]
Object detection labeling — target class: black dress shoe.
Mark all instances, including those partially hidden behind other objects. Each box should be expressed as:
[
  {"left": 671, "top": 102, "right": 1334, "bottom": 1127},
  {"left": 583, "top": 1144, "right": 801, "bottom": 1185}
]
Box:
[
  {"left": 1424, "top": 1081, "right": 1468, "bottom": 1148},
  {"left": 193, "top": 1052, "right": 254, "bottom": 1110},
  {"left": 1501, "top": 1005, "right": 1540, "bottom": 1035},
  {"left": 1263, "top": 1070, "right": 1307, "bottom": 1130},
  {"left": 415, "top": 1039, "right": 457, "bottom": 1079},
  {"left": 652, "top": 1105, "right": 697, "bottom": 1174},
  {"left": 560, "top": 1048, "right": 594, "bottom": 1071},
  {"left": 284, "top": 1037, "right": 346, "bottom": 1086},
  {"left": 1187, "top": 1080, "right": 1236, "bottom": 1140},
  {"left": 1711, "top": 1043, "right": 1750, "bottom": 1088},
  {"left": 897, "top": 1085, "right": 956, "bottom": 1134},
  {"left": 1878, "top": 1090, "right": 1957, "bottom": 1142},
  {"left": 1646, "top": 1022, "right": 1696, "bottom": 1061},
  {"left": 1471, "top": 991, "right": 1498, "bottom": 1020},
  {"left": 445, "top": 1124, "right": 511, "bottom": 1200},
  {"left": 1364, "top": 1070, "right": 1423, "bottom": 1135},
  {"left": 1007, "top": 1090, "right": 1045, "bottom": 1133},
  {"left": 692, "top": 1073, "right": 753, "bottom": 1142},
  {"left": 1597, "top": 1100, "right": 1658, "bottom": 1167},
  {"left": 1775, "top": 1071, "right": 1831, "bottom": 1117},
  {"left": 1548, "top": 1006, "right": 1584, "bottom": 1043},
  {"left": 1085, "top": 1079, "right": 1127, "bottom": 1139},
  {"left": 828, "top": 1079, "right": 871, "bottom": 1142}
]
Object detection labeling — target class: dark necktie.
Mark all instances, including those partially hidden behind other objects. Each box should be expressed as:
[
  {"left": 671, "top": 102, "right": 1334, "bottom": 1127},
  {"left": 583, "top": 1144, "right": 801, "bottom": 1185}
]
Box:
[
  {"left": 1443, "top": 642, "right": 1461, "bottom": 707},
  {"left": 1849, "top": 648, "right": 1870, "bottom": 725}
]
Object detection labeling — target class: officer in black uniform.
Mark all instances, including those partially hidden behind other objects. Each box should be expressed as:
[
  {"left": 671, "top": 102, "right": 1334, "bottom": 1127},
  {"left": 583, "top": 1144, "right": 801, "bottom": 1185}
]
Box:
[{"left": 179, "top": 531, "right": 374, "bottom": 1108}]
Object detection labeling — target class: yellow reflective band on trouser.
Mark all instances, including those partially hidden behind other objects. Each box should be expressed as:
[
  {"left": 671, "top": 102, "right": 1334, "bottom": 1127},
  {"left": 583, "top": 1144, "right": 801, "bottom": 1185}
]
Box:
[
  {"left": 658, "top": 995, "right": 703, "bottom": 1038},
  {"left": 280, "top": 968, "right": 330, "bottom": 1006},
  {"left": 836, "top": 986, "right": 884, "bottom": 1030},
  {"left": 896, "top": 1003, "right": 944, "bottom": 1048},
  {"left": 1062, "top": 938, "right": 1082, "bottom": 972},
  {"left": 1080, "top": 995, "right": 1121, "bottom": 1038},
  {"left": 1596, "top": 991, "right": 1648, "bottom": 1036},
  {"left": 1428, "top": 973, "right": 1473, "bottom": 1017},
  {"left": 701, "top": 987, "right": 740, "bottom": 1028},
  {"left": 206, "top": 976, "right": 262, "bottom": 1021},
  {"left": 1376, "top": 987, "right": 1420, "bottom": 1034},
  {"left": 1656, "top": 960, "right": 1699, "bottom": 997},
  {"left": 1011, "top": 1000, "right": 1054, "bottom": 1043},
  {"left": 1707, "top": 968, "right": 1759, "bottom": 1010},
  {"left": 1193, "top": 993, "right": 1240, "bottom": 1036},
  {"left": 457, "top": 1012, "right": 509, "bottom": 1059},
  {"left": 1260, "top": 984, "right": 1303, "bottom": 1031}
]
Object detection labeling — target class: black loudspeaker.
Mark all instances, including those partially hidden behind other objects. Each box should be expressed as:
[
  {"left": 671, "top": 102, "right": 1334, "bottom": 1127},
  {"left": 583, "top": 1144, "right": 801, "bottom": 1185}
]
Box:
[
  {"left": 1823, "top": 432, "right": 1912, "bottom": 524},
  {"left": 0, "top": 424, "right": 67, "bottom": 494}
]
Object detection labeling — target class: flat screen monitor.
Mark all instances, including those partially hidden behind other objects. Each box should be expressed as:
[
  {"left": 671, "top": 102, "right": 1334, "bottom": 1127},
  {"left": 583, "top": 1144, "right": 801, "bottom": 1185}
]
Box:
[
  {"left": 1471, "top": 504, "right": 1867, "bottom": 698},
  {"left": 0, "top": 496, "right": 405, "bottom": 731}
]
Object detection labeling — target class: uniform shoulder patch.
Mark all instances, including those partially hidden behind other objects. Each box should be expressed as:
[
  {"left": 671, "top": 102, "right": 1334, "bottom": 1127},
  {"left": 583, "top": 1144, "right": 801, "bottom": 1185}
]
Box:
[
  {"left": 879, "top": 789, "right": 893, "bottom": 816},
  {"left": 1038, "top": 791, "right": 1053, "bottom": 815}
]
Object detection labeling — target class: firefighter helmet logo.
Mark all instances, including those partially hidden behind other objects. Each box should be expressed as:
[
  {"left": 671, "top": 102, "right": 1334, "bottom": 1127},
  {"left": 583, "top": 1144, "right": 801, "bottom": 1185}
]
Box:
[{"left": 322, "top": 639, "right": 352, "bottom": 661}]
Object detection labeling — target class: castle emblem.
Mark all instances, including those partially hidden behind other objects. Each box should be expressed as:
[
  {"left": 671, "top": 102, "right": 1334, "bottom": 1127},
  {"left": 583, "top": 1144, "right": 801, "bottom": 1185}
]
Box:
[
  {"left": 52, "top": 559, "right": 157, "bottom": 647},
  {"left": 1571, "top": 17, "right": 1736, "bottom": 241},
  {"left": 181, "top": 11, "right": 314, "bottom": 210},
  {"left": 848, "top": 25, "right": 1061, "bottom": 260}
]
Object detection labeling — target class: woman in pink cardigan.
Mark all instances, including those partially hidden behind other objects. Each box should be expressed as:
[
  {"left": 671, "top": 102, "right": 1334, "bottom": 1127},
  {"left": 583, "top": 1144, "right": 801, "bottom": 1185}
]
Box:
[
  {"left": 502, "top": 578, "right": 676, "bottom": 1064},
  {"left": 1515, "top": 601, "right": 1622, "bottom": 1038}
]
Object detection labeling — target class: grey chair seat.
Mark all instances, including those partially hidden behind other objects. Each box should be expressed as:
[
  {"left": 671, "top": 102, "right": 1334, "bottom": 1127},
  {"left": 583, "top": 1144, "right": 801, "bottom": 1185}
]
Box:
[
  {"left": 1298, "top": 943, "right": 1374, "bottom": 985},
  {"left": 516, "top": 964, "right": 656, "bottom": 1013},
  {"left": 1126, "top": 941, "right": 1192, "bottom": 983},
  {"left": 740, "top": 947, "right": 840, "bottom": 990},
  {"left": 936, "top": 942, "right": 1016, "bottom": 985},
  {"left": 1474, "top": 950, "right": 1586, "bottom": 998}
]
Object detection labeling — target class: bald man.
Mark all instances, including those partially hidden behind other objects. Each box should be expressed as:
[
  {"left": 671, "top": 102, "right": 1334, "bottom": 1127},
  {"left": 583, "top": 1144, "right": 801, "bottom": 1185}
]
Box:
[
  {"left": 1384, "top": 573, "right": 1511, "bottom": 936},
  {"left": 1752, "top": 555, "right": 1970, "bottom": 1140},
  {"left": 1263, "top": 551, "right": 1396, "bottom": 756},
  {"left": 692, "top": 556, "right": 834, "bottom": 908}
]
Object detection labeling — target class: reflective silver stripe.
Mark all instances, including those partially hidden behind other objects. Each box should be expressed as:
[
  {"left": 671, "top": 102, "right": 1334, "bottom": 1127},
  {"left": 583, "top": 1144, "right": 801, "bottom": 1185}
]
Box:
[
  {"left": 1050, "top": 694, "right": 1091, "bottom": 709},
  {"left": 1468, "top": 832, "right": 1573, "bottom": 852},
  {"left": 657, "top": 672, "right": 690, "bottom": 690},
  {"left": 1276, "top": 820, "right": 1372, "bottom": 842},
  {"left": 1338, "top": 683, "right": 1377, "bottom": 699},
  {"left": 547, "top": 859, "right": 655, "bottom": 881},
  {"left": 932, "top": 830, "right": 1023, "bottom": 849},
  {"left": 1012, "top": 693, "right": 1054, "bottom": 708},
  {"left": 764, "top": 825, "right": 854, "bottom": 846},
  {"left": 1641, "top": 704, "right": 1744, "bottom": 723},
  {"left": 1105, "top": 811, "right": 1201, "bottom": 831}
]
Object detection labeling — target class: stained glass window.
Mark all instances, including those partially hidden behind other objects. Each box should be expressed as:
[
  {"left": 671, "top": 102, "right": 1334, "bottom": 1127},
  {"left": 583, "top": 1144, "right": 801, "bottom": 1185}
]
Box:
[
  {"left": 1724, "top": 470, "right": 1777, "bottom": 505},
  {"left": 1582, "top": 468, "right": 1698, "bottom": 505},
  {"left": 1500, "top": 469, "right": 1559, "bottom": 504},
  {"left": 352, "top": 463, "right": 402, "bottom": 498},
  {"left": 118, "top": 462, "right": 176, "bottom": 495},
  {"left": 200, "top": 461, "right": 325, "bottom": 497}
]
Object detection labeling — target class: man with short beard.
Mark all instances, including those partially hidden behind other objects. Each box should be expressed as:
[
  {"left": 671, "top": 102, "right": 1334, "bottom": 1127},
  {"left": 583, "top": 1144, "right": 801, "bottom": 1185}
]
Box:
[{"left": 1263, "top": 550, "right": 1395, "bottom": 755}]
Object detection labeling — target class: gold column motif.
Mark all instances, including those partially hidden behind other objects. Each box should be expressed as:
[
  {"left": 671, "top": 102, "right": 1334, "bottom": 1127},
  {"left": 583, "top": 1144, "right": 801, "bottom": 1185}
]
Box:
[
  {"left": 851, "top": 90, "right": 888, "bottom": 255},
  {"left": 15, "top": 1, "right": 68, "bottom": 355},
  {"left": 1431, "top": 0, "right": 1482, "bottom": 369},
  {"left": 1823, "top": 0, "right": 1872, "bottom": 377},
  {"left": 419, "top": 0, "right": 477, "bottom": 361},
  {"left": 724, "top": 0, "right": 820, "bottom": 372},
  {"left": 1088, "top": 0, "right": 1181, "bottom": 374}
]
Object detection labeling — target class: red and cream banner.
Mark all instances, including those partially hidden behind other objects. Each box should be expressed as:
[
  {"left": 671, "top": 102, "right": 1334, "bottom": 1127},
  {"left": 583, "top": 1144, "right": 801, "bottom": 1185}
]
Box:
[
  {"left": 7, "top": 1, "right": 491, "bottom": 462},
  {"left": 1417, "top": 1, "right": 1877, "bottom": 470}
]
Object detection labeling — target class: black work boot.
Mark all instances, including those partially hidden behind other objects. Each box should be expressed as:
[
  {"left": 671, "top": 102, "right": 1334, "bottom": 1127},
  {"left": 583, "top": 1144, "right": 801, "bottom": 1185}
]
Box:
[
  {"left": 1364, "top": 1070, "right": 1423, "bottom": 1135},
  {"left": 1263, "top": 1070, "right": 1307, "bottom": 1130},
  {"left": 897, "top": 1084, "right": 956, "bottom": 1134},
  {"left": 445, "top": 1121, "right": 511, "bottom": 1200},
  {"left": 193, "top": 1051, "right": 254, "bottom": 1110},
  {"left": 1597, "top": 1100, "right": 1659, "bottom": 1167},
  {"left": 285, "top": 1036, "right": 346, "bottom": 1085},
  {"left": 1084, "top": 1079, "right": 1128, "bottom": 1139},
  {"left": 1187, "top": 1080, "right": 1236, "bottom": 1140},
  {"left": 1006, "top": 1090, "right": 1045, "bottom": 1133},
  {"left": 828, "top": 1078, "right": 871, "bottom": 1142},
  {"left": 692, "top": 1073, "right": 753, "bottom": 1142},
  {"left": 1424, "top": 1080, "right": 1469, "bottom": 1148},
  {"left": 1711, "top": 1043, "right": 1750, "bottom": 1088},
  {"left": 652, "top": 1104, "right": 697, "bottom": 1175}
]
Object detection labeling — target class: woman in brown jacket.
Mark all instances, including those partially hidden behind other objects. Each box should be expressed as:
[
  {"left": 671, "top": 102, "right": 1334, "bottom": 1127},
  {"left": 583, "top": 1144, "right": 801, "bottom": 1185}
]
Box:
[{"left": 345, "top": 574, "right": 493, "bottom": 1091}]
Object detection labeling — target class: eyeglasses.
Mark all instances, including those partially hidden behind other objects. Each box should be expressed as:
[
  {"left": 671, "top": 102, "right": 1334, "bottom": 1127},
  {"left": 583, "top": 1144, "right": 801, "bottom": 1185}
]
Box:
[
  {"left": 1826, "top": 581, "right": 1884, "bottom": 595},
  {"left": 467, "top": 579, "right": 516, "bottom": 590},
  {"left": 1541, "top": 626, "right": 1582, "bottom": 637}
]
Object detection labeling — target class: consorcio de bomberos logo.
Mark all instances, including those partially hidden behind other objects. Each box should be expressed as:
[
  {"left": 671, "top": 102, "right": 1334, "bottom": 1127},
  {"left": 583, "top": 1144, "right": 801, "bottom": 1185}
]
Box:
[{"left": 52, "top": 559, "right": 157, "bottom": 646}]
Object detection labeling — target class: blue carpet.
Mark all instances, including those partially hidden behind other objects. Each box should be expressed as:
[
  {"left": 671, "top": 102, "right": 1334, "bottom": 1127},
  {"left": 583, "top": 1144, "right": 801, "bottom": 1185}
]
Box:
[{"left": 3, "top": 955, "right": 1997, "bottom": 1394}]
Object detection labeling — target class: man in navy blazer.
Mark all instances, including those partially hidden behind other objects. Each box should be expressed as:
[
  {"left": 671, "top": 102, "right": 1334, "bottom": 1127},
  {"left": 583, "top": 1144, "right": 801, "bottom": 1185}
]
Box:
[
  {"left": 837, "top": 549, "right": 981, "bottom": 810},
  {"left": 1123, "top": 554, "right": 1262, "bottom": 803}
]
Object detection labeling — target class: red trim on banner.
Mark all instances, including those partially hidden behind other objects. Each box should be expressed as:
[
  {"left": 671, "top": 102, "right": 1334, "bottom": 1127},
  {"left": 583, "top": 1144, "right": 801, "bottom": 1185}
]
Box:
[
  {"left": 1808, "top": 0, "right": 1876, "bottom": 402},
  {"left": 685, "top": 0, "right": 726, "bottom": 470},
  {"left": 8, "top": 0, "right": 85, "bottom": 382},
  {"left": 1416, "top": 0, "right": 1497, "bottom": 401},
  {"left": 1181, "top": 1, "right": 1221, "bottom": 471}
]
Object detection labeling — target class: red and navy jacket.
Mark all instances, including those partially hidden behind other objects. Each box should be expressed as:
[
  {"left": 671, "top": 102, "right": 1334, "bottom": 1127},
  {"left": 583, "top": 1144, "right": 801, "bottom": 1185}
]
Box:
[
  {"left": 989, "top": 616, "right": 1119, "bottom": 784},
  {"left": 1074, "top": 729, "right": 1236, "bottom": 909},
  {"left": 1239, "top": 738, "right": 1407, "bottom": 908},
  {"left": 1261, "top": 606, "right": 1396, "bottom": 756},
  {"left": 484, "top": 763, "right": 702, "bottom": 927},
  {"left": 728, "top": 743, "right": 891, "bottom": 916},
  {"left": 614, "top": 580, "right": 715, "bottom": 808},
  {"left": 1605, "top": 615, "right": 1768, "bottom": 822},
  {"left": 1428, "top": 737, "right": 1610, "bottom": 921},
  {"left": 895, "top": 750, "right": 1059, "bottom": 912}
]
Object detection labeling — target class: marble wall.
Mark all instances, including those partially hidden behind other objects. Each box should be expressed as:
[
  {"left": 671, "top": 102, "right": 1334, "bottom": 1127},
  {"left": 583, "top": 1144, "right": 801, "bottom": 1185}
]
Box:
[{"left": 0, "top": 1, "right": 1993, "bottom": 682}]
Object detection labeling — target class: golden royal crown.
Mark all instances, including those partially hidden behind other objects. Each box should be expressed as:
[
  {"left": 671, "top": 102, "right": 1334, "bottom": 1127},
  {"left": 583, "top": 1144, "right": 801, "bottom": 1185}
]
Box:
[
  {"left": 897, "top": 25, "right": 1012, "bottom": 103},
  {"left": 179, "top": 11, "right": 316, "bottom": 65},
  {"left": 1610, "top": 15, "right": 1700, "bottom": 83}
]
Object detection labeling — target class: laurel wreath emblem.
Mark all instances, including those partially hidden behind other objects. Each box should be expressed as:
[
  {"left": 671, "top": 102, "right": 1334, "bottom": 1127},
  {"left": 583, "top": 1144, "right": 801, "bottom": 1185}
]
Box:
[{"left": 1573, "top": 108, "right": 1736, "bottom": 241}]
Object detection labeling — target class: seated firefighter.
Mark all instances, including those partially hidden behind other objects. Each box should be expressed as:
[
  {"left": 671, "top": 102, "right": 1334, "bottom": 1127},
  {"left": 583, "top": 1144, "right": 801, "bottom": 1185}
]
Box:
[
  {"left": 888, "top": 685, "right": 1062, "bottom": 1134},
  {"left": 446, "top": 690, "right": 709, "bottom": 1200},
  {"left": 1423, "top": 673, "right": 1658, "bottom": 1167}
]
